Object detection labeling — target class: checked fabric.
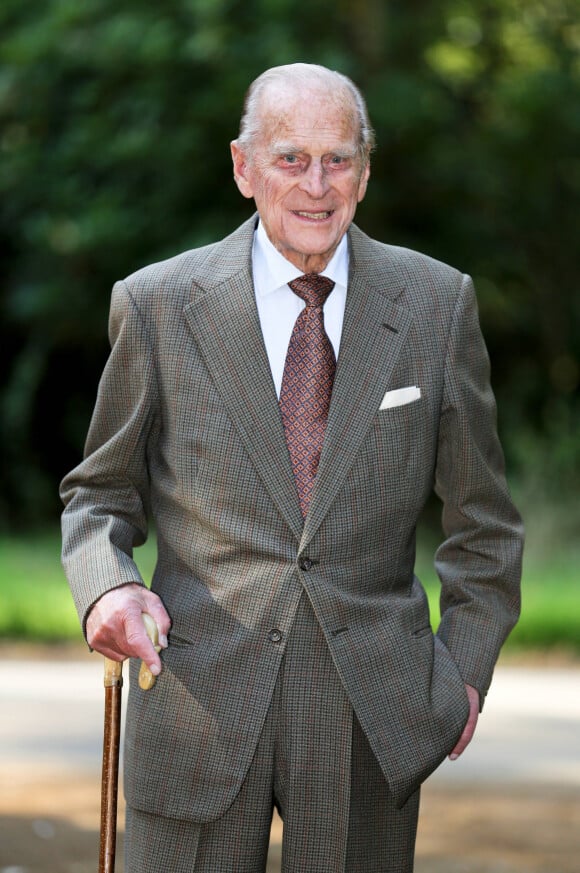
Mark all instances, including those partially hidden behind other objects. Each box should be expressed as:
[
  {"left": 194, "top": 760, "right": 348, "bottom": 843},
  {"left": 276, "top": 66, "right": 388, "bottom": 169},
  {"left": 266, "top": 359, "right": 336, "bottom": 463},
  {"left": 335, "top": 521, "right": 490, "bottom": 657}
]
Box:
[{"left": 280, "top": 273, "right": 336, "bottom": 517}]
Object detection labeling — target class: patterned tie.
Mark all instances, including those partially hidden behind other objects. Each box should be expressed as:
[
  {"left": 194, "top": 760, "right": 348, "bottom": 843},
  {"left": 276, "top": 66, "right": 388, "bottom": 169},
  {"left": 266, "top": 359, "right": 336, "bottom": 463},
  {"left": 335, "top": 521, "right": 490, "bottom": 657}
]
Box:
[{"left": 280, "top": 273, "right": 336, "bottom": 517}]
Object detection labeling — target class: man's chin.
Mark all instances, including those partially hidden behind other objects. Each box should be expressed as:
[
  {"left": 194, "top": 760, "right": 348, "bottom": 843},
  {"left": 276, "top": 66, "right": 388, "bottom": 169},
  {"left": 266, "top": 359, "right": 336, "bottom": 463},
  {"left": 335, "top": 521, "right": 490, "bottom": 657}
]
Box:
[{"left": 284, "top": 229, "right": 342, "bottom": 259}]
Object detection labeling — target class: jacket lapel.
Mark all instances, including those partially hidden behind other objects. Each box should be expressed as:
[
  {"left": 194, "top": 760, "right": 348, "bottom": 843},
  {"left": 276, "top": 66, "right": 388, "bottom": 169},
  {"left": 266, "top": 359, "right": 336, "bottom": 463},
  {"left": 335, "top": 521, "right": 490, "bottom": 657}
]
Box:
[
  {"left": 184, "top": 222, "right": 304, "bottom": 540},
  {"left": 301, "top": 230, "right": 414, "bottom": 545}
]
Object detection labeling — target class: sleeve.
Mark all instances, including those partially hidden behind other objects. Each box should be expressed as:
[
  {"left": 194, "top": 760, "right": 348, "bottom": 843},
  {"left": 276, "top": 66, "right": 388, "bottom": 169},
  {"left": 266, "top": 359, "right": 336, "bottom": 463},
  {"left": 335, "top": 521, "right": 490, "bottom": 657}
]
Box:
[
  {"left": 434, "top": 274, "right": 524, "bottom": 706},
  {"left": 60, "top": 279, "right": 159, "bottom": 632}
]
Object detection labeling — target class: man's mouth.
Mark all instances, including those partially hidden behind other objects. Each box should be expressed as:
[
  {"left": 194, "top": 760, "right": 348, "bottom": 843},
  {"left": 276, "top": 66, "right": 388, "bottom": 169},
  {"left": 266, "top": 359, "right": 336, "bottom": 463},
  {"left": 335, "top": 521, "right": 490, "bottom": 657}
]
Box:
[{"left": 292, "top": 210, "right": 333, "bottom": 221}]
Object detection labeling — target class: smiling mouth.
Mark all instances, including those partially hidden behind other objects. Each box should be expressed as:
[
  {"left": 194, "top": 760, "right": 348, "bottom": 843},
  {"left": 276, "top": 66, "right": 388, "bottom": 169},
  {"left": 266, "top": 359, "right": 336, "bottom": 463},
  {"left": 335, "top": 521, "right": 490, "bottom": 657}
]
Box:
[{"left": 292, "top": 210, "right": 333, "bottom": 221}]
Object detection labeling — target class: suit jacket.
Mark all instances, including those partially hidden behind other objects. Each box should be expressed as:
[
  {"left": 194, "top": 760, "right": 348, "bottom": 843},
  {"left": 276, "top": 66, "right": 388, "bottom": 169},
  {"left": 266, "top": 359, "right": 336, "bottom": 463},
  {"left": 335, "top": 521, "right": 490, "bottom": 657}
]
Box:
[{"left": 61, "top": 215, "right": 523, "bottom": 815}]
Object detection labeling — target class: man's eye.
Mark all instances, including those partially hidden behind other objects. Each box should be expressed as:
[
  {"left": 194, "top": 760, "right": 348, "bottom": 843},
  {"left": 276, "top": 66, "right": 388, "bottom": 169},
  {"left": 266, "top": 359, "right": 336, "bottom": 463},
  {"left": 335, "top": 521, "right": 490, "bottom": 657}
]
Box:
[{"left": 283, "top": 154, "right": 298, "bottom": 164}]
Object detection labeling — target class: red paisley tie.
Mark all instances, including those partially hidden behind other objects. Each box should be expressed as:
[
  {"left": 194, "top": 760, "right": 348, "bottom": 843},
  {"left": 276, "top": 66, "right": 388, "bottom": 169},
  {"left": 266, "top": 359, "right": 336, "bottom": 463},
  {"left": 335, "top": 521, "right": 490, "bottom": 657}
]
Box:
[{"left": 280, "top": 273, "right": 336, "bottom": 517}]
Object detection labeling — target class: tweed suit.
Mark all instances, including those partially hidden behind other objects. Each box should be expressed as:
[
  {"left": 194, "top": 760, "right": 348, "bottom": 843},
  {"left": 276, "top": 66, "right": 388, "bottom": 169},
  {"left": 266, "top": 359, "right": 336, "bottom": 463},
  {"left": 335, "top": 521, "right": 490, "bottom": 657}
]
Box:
[{"left": 61, "top": 215, "right": 523, "bottom": 824}]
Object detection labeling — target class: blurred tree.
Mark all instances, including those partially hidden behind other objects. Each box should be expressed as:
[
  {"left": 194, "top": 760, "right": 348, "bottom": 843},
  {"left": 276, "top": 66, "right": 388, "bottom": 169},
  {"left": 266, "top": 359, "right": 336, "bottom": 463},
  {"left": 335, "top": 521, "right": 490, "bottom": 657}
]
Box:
[
  {"left": 359, "top": 0, "right": 580, "bottom": 493},
  {"left": 0, "top": 0, "right": 578, "bottom": 527}
]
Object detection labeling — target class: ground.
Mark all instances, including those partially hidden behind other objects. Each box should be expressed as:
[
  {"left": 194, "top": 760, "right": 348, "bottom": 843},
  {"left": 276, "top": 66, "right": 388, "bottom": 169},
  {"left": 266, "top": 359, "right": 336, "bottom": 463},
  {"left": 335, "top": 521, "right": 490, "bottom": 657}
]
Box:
[
  {"left": 2, "top": 644, "right": 579, "bottom": 872},
  {"left": 2, "top": 775, "right": 579, "bottom": 872}
]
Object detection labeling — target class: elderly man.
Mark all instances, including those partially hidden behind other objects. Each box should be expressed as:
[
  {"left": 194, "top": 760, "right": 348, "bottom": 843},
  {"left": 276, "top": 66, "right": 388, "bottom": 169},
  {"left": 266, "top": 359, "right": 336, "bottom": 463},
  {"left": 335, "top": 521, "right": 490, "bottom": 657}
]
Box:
[{"left": 61, "top": 63, "right": 523, "bottom": 872}]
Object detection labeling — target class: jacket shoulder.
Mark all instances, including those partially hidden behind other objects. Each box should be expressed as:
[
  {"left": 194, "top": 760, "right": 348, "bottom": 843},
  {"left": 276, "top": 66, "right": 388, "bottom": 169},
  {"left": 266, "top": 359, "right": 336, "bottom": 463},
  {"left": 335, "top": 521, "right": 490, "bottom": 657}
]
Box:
[
  {"left": 348, "top": 224, "right": 470, "bottom": 328},
  {"left": 349, "top": 224, "right": 465, "bottom": 286}
]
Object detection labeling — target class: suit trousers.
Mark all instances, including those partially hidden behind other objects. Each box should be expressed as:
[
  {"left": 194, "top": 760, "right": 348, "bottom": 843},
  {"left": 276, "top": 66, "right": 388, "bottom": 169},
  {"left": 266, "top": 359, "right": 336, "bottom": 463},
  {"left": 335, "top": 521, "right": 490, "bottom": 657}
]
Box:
[{"left": 125, "top": 595, "right": 420, "bottom": 872}]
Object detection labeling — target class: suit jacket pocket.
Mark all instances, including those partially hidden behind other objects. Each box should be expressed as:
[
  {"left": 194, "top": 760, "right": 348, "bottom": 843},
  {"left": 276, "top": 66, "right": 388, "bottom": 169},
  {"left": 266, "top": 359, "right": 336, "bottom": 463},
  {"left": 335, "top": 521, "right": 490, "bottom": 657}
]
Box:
[
  {"left": 370, "top": 395, "right": 432, "bottom": 480},
  {"left": 343, "top": 621, "right": 470, "bottom": 810},
  {"left": 124, "top": 638, "right": 276, "bottom": 822},
  {"left": 394, "top": 630, "right": 469, "bottom": 806},
  {"left": 398, "top": 630, "right": 470, "bottom": 799}
]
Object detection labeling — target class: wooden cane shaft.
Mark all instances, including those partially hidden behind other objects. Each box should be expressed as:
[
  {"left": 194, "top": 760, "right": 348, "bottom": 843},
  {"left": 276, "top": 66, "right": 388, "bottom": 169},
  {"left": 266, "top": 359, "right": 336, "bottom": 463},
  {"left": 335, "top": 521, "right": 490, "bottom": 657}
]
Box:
[{"left": 99, "top": 667, "right": 123, "bottom": 873}]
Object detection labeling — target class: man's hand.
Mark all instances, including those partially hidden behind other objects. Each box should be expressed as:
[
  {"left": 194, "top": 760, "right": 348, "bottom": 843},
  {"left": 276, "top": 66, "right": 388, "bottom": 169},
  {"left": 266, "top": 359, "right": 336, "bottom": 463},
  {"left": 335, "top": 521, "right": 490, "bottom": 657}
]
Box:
[
  {"left": 86, "top": 583, "right": 171, "bottom": 677},
  {"left": 449, "top": 683, "right": 480, "bottom": 760}
]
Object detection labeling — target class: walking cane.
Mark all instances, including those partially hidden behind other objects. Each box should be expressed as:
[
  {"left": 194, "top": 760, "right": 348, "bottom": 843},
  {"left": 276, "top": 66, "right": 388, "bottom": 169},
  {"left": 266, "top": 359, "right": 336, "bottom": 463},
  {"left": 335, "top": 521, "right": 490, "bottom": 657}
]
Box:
[{"left": 99, "top": 613, "right": 160, "bottom": 873}]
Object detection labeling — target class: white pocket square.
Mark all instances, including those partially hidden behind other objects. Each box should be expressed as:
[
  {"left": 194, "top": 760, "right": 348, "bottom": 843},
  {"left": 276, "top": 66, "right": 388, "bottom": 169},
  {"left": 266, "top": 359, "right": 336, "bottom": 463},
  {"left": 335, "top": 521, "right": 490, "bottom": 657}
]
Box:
[{"left": 379, "top": 386, "right": 421, "bottom": 410}]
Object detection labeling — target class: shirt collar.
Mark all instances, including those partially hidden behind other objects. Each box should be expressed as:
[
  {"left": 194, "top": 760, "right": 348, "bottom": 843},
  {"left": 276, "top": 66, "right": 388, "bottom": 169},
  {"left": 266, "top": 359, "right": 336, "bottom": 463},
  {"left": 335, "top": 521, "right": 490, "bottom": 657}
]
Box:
[{"left": 253, "top": 219, "right": 349, "bottom": 298}]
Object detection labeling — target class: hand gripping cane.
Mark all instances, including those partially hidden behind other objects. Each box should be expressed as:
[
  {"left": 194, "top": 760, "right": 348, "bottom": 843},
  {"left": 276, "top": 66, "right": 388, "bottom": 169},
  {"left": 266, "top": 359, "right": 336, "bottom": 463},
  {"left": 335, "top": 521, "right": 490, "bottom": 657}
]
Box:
[{"left": 99, "top": 614, "right": 160, "bottom": 873}]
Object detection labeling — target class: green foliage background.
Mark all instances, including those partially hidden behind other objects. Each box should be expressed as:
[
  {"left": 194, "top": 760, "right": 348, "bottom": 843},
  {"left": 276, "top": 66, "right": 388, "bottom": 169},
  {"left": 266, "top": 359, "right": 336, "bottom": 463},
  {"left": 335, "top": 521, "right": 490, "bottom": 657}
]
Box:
[{"left": 1, "top": 0, "right": 579, "bottom": 530}]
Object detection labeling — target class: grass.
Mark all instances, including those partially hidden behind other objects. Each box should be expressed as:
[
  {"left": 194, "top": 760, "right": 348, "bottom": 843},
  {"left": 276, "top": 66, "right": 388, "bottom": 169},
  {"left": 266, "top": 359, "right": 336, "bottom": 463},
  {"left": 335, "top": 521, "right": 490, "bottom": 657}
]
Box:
[
  {"left": 0, "top": 531, "right": 157, "bottom": 642},
  {"left": 417, "top": 549, "right": 580, "bottom": 653},
  {"left": 0, "top": 516, "right": 578, "bottom": 652},
  {"left": 416, "top": 503, "right": 580, "bottom": 653}
]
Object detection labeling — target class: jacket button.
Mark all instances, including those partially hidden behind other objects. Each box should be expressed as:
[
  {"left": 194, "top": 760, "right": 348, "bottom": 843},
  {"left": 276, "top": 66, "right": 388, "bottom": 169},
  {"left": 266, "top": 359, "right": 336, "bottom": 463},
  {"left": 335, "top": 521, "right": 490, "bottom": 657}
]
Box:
[
  {"left": 268, "top": 628, "right": 283, "bottom": 643},
  {"left": 300, "top": 558, "right": 313, "bottom": 571}
]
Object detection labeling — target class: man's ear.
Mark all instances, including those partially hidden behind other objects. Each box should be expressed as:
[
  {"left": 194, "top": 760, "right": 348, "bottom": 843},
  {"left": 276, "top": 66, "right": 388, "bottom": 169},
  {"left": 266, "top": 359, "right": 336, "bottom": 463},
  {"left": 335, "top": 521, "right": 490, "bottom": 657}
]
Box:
[
  {"left": 231, "top": 141, "right": 254, "bottom": 199},
  {"left": 357, "top": 159, "right": 371, "bottom": 203}
]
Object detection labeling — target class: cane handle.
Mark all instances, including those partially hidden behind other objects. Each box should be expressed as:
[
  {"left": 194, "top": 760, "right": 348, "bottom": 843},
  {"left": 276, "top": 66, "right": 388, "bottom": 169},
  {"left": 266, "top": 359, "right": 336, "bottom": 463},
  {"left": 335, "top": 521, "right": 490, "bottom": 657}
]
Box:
[{"left": 138, "top": 612, "right": 161, "bottom": 690}]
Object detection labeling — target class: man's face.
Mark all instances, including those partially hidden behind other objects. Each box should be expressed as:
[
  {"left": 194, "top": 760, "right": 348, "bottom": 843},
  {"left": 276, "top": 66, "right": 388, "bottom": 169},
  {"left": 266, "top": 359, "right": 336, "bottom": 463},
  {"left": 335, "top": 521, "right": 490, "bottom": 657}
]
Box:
[{"left": 231, "top": 86, "right": 370, "bottom": 273}]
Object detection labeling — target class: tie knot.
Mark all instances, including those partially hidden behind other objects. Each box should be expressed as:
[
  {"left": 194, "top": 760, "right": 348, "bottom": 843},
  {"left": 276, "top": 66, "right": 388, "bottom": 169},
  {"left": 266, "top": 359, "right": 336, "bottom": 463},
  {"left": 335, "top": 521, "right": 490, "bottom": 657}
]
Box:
[{"left": 288, "top": 273, "right": 335, "bottom": 308}]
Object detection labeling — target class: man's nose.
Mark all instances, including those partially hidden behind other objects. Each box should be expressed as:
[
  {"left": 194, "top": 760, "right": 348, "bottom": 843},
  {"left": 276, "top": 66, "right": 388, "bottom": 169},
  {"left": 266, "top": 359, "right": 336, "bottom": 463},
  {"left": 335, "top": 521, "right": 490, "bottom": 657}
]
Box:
[{"left": 299, "top": 160, "right": 328, "bottom": 197}]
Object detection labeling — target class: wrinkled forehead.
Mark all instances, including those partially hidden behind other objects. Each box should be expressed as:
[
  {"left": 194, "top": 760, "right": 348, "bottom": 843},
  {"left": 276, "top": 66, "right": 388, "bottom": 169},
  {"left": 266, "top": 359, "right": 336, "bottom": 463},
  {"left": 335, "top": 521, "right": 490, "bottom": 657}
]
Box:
[{"left": 256, "top": 81, "right": 361, "bottom": 150}]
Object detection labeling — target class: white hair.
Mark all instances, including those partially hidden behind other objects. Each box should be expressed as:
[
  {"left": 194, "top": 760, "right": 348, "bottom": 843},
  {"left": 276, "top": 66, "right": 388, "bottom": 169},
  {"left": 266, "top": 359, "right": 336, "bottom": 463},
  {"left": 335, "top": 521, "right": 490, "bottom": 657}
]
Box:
[{"left": 236, "top": 63, "right": 375, "bottom": 163}]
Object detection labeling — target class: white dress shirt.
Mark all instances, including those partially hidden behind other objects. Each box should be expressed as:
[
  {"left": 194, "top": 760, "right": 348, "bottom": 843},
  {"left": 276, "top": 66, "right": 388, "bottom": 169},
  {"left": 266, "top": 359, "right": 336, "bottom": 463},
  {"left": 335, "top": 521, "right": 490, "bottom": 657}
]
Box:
[{"left": 252, "top": 220, "right": 349, "bottom": 398}]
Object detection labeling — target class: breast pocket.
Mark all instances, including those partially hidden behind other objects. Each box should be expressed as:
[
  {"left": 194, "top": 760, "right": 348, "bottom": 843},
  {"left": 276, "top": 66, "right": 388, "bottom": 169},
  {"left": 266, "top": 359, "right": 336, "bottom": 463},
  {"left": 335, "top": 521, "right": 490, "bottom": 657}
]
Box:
[{"left": 374, "top": 395, "right": 426, "bottom": 465}]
